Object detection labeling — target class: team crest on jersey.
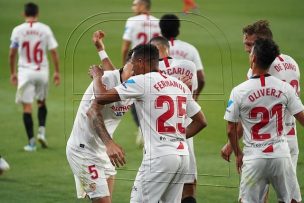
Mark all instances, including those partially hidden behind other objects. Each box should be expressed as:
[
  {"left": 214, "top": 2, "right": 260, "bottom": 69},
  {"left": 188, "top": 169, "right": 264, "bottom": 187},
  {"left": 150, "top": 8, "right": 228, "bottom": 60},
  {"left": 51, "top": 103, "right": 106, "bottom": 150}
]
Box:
[
  {"left": 89, "top": 183, "right": 97, "bottom": 191},
  {"left": 122, "top": 79, "right": 135, "bottom": 89}
]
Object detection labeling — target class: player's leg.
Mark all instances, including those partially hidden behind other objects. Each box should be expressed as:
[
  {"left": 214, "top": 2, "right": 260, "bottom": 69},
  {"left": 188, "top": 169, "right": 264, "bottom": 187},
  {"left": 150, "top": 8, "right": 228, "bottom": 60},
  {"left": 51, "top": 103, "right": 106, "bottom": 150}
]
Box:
[
  {"left": 239, "top": 159, "right": 268, "bottom": 203},
  {"left": 23, "top": 102, "right": 36, "bottom": 151},
  {"left": 182, "top": 138, "right": 197, "bottom": 203},
  {"left": 106, "top": 175, "right": 115, "bottom": 200},
  {"left": 269, "top": 157, "right": 301, "bottom": 203},
  {"left": 37, "top": 99, "right": 48, "bottom": 148}
]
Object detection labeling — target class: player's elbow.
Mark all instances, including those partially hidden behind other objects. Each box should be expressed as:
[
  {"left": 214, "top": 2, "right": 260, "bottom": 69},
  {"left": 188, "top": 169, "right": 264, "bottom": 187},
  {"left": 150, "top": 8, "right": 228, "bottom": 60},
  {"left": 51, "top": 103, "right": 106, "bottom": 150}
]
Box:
[{"left": 94, "top": 96, "right": 108, "bottom": 105}]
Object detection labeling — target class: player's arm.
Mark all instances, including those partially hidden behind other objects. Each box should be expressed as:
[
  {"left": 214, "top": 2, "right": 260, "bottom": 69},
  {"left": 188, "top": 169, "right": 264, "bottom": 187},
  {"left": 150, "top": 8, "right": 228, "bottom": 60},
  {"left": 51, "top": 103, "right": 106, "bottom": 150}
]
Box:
[
  {"left": 294, "top": 111, "right": 304, "bottom": 126},
  {"left": 121, "top": 40, "right": 131, "bottom": 65},
  {"left": 9, "top": 48, "right": 18, "bottom": 86},
  {"left": 89, "top": 65, "right": 121, "bottom": 104},
  {"left": 227, "top": 121, "right": 243, "bottom": 174},
  {"left": 193, "top": 69, "right": 205, "bottom": 100},
  {"left": 50, "top": 48, "right": 60, "bottom": 86},
  {"left": 92, "top": 30, "right": 115, "bottom": 70},
  {"left": 86, "top": 101, "right": 126, "bottom": 167},
  {"left": 186, "top": 110, "right": 207, "bottom": 139}
]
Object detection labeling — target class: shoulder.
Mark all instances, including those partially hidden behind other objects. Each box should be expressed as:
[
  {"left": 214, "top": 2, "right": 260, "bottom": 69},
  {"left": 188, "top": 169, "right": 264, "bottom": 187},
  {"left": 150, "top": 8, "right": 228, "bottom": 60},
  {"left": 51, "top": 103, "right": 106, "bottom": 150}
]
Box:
[
  {"left": 11, "top": 23, "right": 25, "bottom": 33},
  {"left": 176, "top": 58, "right": 196, "bottom": 69}
]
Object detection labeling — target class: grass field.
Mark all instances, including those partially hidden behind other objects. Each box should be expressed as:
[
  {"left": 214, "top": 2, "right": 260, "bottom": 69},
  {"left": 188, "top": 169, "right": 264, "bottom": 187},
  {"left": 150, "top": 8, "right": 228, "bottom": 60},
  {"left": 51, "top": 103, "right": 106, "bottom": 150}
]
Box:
[{"left": 0, "top": 0, "right": 304, "bottom": 202}]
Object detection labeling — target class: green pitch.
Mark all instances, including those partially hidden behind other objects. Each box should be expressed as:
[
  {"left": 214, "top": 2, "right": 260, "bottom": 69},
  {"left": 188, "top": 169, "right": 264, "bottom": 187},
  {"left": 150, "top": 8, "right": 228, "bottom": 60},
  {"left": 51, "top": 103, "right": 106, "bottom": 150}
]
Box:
[{"left": 0, "top": 0, "right": 303, "bottom": 202}]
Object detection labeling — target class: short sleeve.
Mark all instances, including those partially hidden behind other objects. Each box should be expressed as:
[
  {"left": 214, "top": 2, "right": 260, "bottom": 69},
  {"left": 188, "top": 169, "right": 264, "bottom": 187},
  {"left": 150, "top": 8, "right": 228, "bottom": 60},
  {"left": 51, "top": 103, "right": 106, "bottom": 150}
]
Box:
[
  {"left": 224, "top": 88, "right": 240, "bottom": 122},
  {"left": 285, "top": 83, "right": 304, "bottom": 115},
  {"left": 114, "top": 75, "right": 144, "bottom": 100},
  {"left": 186, "top": 98, "right": 201, "bottom": 118},
  {"left": 192, "top": 46, "right": 204, "bottom": 71},
  {"left": 10, "top": 27, "right": 19, "bottom": 48},
  {"left": 122, "top": 19, "right": 133, "bottom": 41},
  {"left": 46, "top": 26, "right": 58, "bottom": 50}
]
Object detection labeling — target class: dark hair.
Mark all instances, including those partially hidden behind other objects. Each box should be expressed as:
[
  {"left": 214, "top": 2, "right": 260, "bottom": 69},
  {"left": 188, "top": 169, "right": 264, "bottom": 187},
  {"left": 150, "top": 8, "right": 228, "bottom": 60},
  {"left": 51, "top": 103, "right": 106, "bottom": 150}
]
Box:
[
  {"left": 149, "top": 36, "right": 170, "bottom": 48},
  {"left": 252, "top": 38, "right": 280, "bottom": 70},
  {"left": 132, "top": 44, "right": 159, "bottom": 68},
  {"left": 24, "top": 2, "right": 38, "bottom": 17},
  {"left": 243, "top": 20, "right": 273, "bottom": 39},
  {"left": 126, "top": 49, "right": 134, "bottom": 62},
  {"left": 159, "top": 14, "right": 180, "bottom": 39},
  {"left": 139, "top": 0, "right": 151, "bottom": 10}
]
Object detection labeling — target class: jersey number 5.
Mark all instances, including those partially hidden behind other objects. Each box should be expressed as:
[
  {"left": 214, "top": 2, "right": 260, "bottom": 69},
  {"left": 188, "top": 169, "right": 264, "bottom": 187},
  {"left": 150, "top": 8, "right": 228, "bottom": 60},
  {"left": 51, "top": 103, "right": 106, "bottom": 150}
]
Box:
[
  {"left": 155, "top": 95, "right": 186, "bottom": 134},
  {"left": 22, "top": 41, "right": 43, "bottom": 64}
]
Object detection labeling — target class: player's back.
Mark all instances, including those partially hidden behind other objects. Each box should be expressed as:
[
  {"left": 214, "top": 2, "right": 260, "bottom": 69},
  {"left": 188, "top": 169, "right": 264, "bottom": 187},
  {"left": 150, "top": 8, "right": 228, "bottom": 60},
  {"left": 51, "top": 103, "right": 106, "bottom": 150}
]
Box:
[
  {"left": 123, "top": 14, "right": 160, "bottom": 48},
  {"left": 159, "top": 57, "right": 198, "bottom": 92},
  {"left": 10, "top": 22, "right": 58, "bottom": 70},
  {"left": 231, "top": 75, "right": 301, "bottom": 160},
  {"left": 169, "top": 39, "right": 203, "bottom": 71}
]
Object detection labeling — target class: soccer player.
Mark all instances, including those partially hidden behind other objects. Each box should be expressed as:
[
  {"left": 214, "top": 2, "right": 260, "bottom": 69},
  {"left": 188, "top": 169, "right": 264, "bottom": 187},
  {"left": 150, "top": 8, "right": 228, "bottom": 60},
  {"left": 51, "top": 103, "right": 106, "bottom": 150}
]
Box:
[
  {"left": 224, "top": 38, "right": 304, "bottom": 203},
  {"left": 0, "top": 156, "right": 10, "bottom": 175},
  {"left": 90, "top": 44, "right": 207, "bottom": 203},
  {"left": 159, "top": 14, "right": 205, "bottom": 101},
  {"left": 221, "top": 20, "right": 301, "bottom": 172},
  {"left": 9, "top": 2, "right": 60, "bottom": 151},
  {"left": 159, "top": 14, "right": 205, "bottom": 203},
  {"left": 182, "top": 0, "right": 198, "bottom": 14}
]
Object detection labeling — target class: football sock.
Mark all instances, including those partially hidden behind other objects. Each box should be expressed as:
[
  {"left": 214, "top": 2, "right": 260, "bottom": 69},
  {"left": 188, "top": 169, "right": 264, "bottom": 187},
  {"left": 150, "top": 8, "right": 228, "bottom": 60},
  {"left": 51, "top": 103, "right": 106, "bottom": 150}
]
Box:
[
  {"left": 38, "top": 105, "right": 47, "bottom": 127},
  {"left": 23, "top": 113, "right": 34, "bottom": 142},
  {"left": 182, "top": 196, "right": 197, "bottom": 203}
]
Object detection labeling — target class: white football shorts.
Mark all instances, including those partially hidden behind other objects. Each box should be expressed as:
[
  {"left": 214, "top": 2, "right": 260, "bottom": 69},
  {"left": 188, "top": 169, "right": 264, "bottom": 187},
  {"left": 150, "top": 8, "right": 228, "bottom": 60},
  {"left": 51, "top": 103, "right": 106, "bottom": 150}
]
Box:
[
  {"left": 184, "top": 137, "right": 197, "bottom": 183},
  {"left": 130, "top": 154, "right": 189, "bottom": 203},
  {"left": 16, "top": 68, "right": 49, "bottom": 104},
  {"left": 239, "top": 157, "right": 301, "bottom": 203},
  {"left": 66, "top": 146, "right": 116, "bottom": 199}
]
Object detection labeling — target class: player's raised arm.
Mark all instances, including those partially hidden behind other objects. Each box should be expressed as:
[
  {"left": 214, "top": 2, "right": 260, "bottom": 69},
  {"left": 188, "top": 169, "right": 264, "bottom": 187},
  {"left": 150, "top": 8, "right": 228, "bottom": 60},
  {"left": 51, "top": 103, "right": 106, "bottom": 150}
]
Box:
[
  {"left": 92, "top": 30, "right": 115, "bottom": 70},
  {"left": 89, "top": 65, "right": 121, "bottom": 104},
  {"left": 86, "top": 101, "right": 126, "bottom": 167}
]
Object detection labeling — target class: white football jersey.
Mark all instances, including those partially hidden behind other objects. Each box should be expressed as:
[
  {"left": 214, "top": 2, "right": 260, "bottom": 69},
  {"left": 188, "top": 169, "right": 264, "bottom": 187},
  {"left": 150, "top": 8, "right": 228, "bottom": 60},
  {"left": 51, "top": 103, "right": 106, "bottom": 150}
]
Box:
[
  {"left": 158, "top": 57, "right": 198, "bottom": 92},
  {"left": 247, "top": 54, "right": 300, "bottom": 140},
  {"left": 10, "top": 22, "right": 58, "bottom": 71},
  {"left": 224, "top": 75, "right": 304, "bottom": 160},
  {"left": 67, "top": 70, "right": 133, "bottom": 155},
  {"left": 169, "top": 39, "right": 204, "bottom": 71},
  {"left": 115, "top": 72, "right": 201, "bottom": 158},
  {"left": 123, "top": 14, "right": 160, "bottom": 48}
]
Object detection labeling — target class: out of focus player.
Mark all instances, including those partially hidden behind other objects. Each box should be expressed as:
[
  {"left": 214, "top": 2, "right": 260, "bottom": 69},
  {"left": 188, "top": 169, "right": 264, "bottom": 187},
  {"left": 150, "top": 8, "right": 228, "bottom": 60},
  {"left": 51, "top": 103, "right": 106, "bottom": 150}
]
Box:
[
  {"left": 221, "top": 20, "right": 301, "bottom": 173},
  {"left": 159, "top": 13, "right": 205, "bottom": 203},
  {"left": 66, "top": 32, "right": 135, "bottom": 202},
  {"left": 225, "top": 38, "right": 304, "bottom": 203},
  {"left": 182, "top": 0, "right": 198, "bottom": 14},
  {"left": 122, "top": 0, "right": 161, "bottom": 145},
  {"left": 90, "top": 44, "right": 207, "bottom": 203},
  {"left": 9, "top": 2, "right": 60, "bottom": 151},
  {"left": 0, "top": 155, "right": 10, "bottom": 175}
]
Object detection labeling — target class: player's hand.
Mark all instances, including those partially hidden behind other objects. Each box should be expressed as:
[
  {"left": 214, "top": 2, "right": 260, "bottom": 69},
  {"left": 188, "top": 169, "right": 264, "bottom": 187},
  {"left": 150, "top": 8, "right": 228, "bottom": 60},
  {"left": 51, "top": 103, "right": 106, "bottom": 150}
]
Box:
[
  {"left": 53, "top": 72, "right": 61, "bottom": 86},
  {"left": 106, "top": 140, "right": 126, "bottom": 168},
  {"left": 89, "top": 65, "right": 104, "bottom": 79},
  {"left": 92, "top": 30, "right": 105, "bottom": 51},
  {"left": 10, "top": 73, "right": 18, "bottom": 86},
  {"left": 179, "top": 74, "right": 192, "bottom": 90},
  {"left": 220, "top": 142, "right": 233, "bottom": 162},
  {"left": 236, "top": 152, "right": 243, "bottom": 174}
]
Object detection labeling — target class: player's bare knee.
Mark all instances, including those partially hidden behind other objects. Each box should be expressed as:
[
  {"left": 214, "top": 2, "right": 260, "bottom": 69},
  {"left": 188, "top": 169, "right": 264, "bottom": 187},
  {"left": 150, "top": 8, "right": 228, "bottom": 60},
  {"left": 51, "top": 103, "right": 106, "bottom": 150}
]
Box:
[
  {"left": 91, "top": 196, "right": 111, "bottom": 203},
  {"left": 23, "top": 103, "right": 32, "bottom": 113},
  {"left": 37, "top": 100, "right": 46, "bottom": 107}
]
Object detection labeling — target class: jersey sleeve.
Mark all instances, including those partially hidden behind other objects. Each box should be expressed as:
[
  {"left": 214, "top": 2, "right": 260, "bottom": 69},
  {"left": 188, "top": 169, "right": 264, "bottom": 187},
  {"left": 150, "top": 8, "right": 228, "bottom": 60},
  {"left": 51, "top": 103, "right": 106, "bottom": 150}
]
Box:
[
  {"left": 224, "top": 88, "right": 240, "bottom": 122},
  {"left": 122, "top": 18, "right": 133, "bottom": 41},
  {"left": 46, "top": 26, "right": 58, "bottom": 50},
  {"left": 10, "top": 27, "right": 19, "bottom": 48},
  {"left": 192, "top": 46, "right": 204, "bottom": 71},
  {"left": 114, "top": 75, "right": 144, "bottom": 100},
  {"left": 186, "top": 98, "right": 201, "bottom": 118},
  {"left": 285, "top": 83, "right": 304, "bottom": 115}
]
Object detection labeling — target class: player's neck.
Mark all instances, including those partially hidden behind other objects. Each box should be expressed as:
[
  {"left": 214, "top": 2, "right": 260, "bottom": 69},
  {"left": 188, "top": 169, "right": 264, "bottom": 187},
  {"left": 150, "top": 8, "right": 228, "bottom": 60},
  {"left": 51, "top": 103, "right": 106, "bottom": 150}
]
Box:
[
  {"left": 252, "top": 66, "right": 268, "bottom": 77},
  {"left": 25, "top": 17, "right": 38, "bottom": 22}
]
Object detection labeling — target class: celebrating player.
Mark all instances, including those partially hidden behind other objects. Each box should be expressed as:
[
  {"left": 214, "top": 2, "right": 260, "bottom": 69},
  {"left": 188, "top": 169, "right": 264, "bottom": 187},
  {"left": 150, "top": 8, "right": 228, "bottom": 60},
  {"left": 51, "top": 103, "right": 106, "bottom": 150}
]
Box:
[
  {"left": 9, "top": 2, "right": 60, "bottom": 151},
  {"left": 224, "top": 38, "right": 304, "bottom": 203},
  {"left": 90, "top": 44, "right": 207, "bottom": 203}
]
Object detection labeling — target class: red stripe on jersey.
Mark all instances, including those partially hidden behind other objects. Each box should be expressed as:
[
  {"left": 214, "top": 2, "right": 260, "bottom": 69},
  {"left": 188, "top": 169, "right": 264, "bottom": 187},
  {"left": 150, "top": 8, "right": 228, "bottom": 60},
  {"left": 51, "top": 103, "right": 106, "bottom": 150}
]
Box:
[
  {"left": 260, "top": 74, "right": 265, "bottom": 87},
  {"left": 177, "top": 142, "right": 184, "bottom": 150},
  {"left": 287, "top": 127, "right": 295, "bottom": 136},
  {"left": 277, "top": 55, "right": 284, "bottom": 62},
  {"left": 263, "top": 145, "right": 273, "bottom": 153},
  {"left": 30, "top": 21, "right": 33, "bottom": 27},
  {"left": 170, "top": 37, "right": 174, "bottom": 46},
  {"left": 163, "top": 57, "right": 170, "bottom": 68}
]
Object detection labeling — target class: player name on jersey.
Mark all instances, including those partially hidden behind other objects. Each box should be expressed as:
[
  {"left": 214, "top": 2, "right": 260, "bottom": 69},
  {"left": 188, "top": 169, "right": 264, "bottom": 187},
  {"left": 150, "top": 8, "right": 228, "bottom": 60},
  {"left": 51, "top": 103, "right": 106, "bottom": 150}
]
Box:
[
  {"left": 248, "top": 88, "right": 283, "bottom": 102},
  {"left": 153, "top": 78, "right": 187, "bottom": 93},
  {"left": 160, "top": 67, "right": 194, "bottom": 79},
  {"left": 273, "top": 62, "right": 297, "bottom": 72}
]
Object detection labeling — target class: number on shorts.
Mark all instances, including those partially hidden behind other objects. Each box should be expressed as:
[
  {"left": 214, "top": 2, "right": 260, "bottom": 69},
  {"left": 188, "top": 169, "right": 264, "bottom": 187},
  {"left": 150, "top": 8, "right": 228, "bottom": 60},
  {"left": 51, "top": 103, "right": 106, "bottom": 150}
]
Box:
[
  {"left": 88, "top": 165, "right": 98, "bottom": 180},
  {"left": 155, "top": 95, "right": 186, "bottom": 134},
  {"left": 250, "top": 104, "right": 283, "bottom": 140},
  {"left": 22, "top": 41, "right": 43, "bottom": 64}
]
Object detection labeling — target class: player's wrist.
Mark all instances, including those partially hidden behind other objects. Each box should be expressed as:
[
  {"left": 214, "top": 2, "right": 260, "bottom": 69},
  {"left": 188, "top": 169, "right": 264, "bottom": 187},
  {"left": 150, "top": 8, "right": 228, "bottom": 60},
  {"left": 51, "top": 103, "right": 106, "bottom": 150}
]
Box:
[{"left": 98, "top": 50, "right": 108, "bottom": 61}]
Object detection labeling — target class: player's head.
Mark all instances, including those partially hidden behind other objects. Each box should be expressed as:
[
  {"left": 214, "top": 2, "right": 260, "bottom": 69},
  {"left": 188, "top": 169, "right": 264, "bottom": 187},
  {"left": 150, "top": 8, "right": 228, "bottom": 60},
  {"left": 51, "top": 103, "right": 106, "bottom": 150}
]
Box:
[
  {"left": 159, "top": 14, "right": 180, "bottom": 40},
  {"left": 131, "top": 44, "right": 159, "bottom": 75},
  {"left": 243, "top": 20, "right": 273, "bottom": 53},
  {"left": 149, "top": 36, "right": 170, "bottom": 58},
  {"left": 24, "top": 2, "right": 39, "bottom": 17},
  {"left": 250, "top": 38, "right": 279, "bottom": 71},
  {"left": 132, "top": 0, "right": 151, "bottom": 14}
]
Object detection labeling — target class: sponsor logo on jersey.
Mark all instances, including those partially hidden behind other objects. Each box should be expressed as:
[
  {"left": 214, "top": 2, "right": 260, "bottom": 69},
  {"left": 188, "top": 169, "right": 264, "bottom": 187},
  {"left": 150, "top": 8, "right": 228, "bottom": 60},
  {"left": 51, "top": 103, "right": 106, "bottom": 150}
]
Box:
[
  {"left": 227, "top": 100, "right": 233, "bottom": 108},
  {"left": 122, "top": 79, "right": 135, "bottom": 89}
]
